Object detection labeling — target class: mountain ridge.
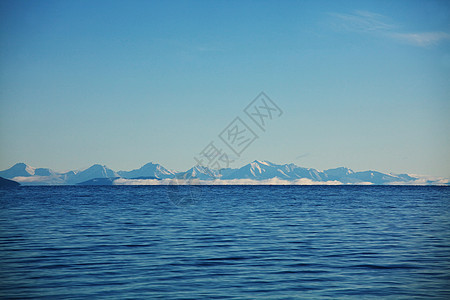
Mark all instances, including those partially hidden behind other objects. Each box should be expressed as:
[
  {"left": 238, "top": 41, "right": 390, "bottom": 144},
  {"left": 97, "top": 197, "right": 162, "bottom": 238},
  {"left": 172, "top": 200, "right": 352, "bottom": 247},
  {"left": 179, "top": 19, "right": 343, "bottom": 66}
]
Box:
[{"left": 0, "top": 161, "right": 447, "bottom": 186}]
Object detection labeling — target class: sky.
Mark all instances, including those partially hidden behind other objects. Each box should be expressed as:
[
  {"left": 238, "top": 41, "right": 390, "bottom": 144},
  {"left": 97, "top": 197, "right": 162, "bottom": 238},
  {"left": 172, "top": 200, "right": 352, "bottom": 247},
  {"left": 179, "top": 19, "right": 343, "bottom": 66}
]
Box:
[{"left": 1, "top": 0, "right": 449, "bottom": 177}]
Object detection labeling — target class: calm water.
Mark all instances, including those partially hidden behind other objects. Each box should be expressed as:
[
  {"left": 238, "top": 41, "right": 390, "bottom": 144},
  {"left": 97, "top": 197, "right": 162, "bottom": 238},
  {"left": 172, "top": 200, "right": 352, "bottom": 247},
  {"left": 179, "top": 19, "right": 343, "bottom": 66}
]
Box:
[{"left": 0, "top": 186, "right": 449, "bottom": 299}]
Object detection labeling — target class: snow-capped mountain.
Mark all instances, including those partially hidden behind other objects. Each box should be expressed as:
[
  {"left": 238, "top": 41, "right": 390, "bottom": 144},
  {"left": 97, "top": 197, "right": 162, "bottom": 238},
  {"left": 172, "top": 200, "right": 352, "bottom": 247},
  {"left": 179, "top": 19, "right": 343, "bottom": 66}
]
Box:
[
  {"left": 222, "top": 160, "right": 291, "bottom": 180},
  {"left": 216, "top": 160, "right": 446, "bottom": 185},
  {"left": 321, "top": 168, "right": 409, "bottom": 184},
  {"left": 281, "top": 163, "right": 324, "bottom": 181},
  {"left": 0, "top": 163, "right": 120, "bottom": 185},
  {"left": 0, "top": 163, "right": 61, "bottom": 185},
  {"left": 0, "top": 161, "right": 447, "bottom": 185},
  {"left": 118, "top": 162, "right": 175, "bottom": 179},
  {"left": 0, "top": 163, "right": 55, "bottom": 178},
  {"left": 177, "top": 165, "right": 219, "bottom": 180},
  {"left": 65, "top": 164, "right": 118, "bottom": 184},
  {"left": 222, "top": 160, "right": 325, "bottom": 181},
  {"left": 341, "top": 170, "right": 400, "bottom": 185},
  {"left": 322, "top": 167, "right": 354, "bottom": 180}
]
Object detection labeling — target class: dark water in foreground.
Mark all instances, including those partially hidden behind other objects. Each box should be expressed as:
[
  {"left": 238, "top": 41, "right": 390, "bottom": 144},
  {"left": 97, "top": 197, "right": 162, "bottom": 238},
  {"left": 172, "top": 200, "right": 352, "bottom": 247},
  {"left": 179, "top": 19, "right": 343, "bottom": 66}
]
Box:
[{"left": 0, "top": 186, "right": 449, "bottom": 299}]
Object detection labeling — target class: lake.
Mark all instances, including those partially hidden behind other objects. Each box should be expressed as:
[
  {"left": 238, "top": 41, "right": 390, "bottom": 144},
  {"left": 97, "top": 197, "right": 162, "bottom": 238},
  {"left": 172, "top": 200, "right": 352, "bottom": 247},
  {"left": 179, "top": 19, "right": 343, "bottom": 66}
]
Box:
[{"left": 0, "top": 186, "right": 449, "bottom": 299}]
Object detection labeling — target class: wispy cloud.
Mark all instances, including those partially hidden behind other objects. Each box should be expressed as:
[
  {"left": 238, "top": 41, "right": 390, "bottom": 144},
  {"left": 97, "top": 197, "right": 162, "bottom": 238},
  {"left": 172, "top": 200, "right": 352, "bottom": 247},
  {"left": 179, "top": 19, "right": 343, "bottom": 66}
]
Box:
[
  {"left": 12, "top": 176, "right": 65, "bottom": 185},
  {"left": 387, "top": 174, "right": 450, "bottom": 186},
  {"left": 389, "top": 32, "right": 450, "bottom": 47},
  {"left": 329, "top": 10, "right": 450, "bottom": 47},
  {"left": 113, "top": 178, "right": 344, "bottom": 185},
  {"left": 113, "top": 176, "right": 448, "bottom": 186},
  {"left": 294, "top": 153, "right": 310, "bottom": 160},
  {"left": 113, "top": 178, "right": 165, "bottom": 185},
  {"left": 330, "top": 10, "right": 394, "bottom": 32}
]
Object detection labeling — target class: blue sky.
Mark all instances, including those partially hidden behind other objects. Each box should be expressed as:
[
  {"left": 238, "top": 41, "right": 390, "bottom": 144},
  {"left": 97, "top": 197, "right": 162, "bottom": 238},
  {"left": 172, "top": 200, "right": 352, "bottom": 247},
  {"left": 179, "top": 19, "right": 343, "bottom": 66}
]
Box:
[{"left": 1, "top": 0, "right": 449, "bottom": 177}]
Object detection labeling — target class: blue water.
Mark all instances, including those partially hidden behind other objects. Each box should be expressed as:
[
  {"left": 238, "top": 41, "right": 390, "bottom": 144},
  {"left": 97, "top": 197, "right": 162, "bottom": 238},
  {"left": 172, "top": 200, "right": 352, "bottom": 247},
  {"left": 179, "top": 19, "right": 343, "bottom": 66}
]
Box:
[{"left": 0, "top": 186, "right": 449, "bottom": 299}]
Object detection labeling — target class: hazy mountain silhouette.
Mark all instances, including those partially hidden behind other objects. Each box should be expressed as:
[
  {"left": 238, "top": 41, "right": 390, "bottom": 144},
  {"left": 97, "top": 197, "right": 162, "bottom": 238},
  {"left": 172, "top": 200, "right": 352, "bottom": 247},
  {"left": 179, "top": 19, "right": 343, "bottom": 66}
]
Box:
[{"left": 0, "top": 176, "right": 20, "bottom": 187}]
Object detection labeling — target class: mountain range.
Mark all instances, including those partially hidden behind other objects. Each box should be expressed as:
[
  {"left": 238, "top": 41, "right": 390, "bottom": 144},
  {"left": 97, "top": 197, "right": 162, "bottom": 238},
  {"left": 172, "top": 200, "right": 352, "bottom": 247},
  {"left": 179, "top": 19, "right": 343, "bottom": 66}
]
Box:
[{"left": 0, "top": 161, "right": 447, "bottom": 186}]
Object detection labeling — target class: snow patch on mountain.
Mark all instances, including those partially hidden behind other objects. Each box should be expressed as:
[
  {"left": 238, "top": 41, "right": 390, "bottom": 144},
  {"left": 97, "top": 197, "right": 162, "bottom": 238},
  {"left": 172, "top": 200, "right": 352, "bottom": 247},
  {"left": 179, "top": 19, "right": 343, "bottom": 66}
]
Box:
[{"left": 118, "top": 162, "right": 175, "bottom": 179}]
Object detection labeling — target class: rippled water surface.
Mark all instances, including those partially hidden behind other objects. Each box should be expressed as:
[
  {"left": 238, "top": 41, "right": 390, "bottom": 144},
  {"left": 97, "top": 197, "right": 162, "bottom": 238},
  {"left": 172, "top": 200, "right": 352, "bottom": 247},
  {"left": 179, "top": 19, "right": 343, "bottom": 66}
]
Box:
[{"left": 0, "top": 186, "right": 449, "bottom": 299}]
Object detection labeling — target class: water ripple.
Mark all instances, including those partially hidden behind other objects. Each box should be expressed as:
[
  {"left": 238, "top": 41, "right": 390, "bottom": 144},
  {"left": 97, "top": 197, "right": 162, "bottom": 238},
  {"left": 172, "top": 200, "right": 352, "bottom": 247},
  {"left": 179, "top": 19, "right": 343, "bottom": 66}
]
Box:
[{"left": 0, "top": 186, "right": 449, "bottom": 299}]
